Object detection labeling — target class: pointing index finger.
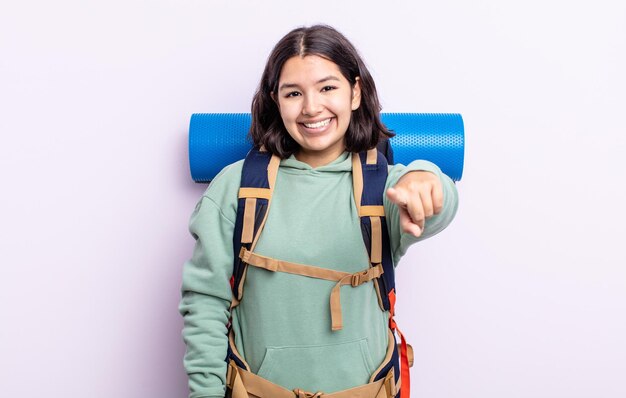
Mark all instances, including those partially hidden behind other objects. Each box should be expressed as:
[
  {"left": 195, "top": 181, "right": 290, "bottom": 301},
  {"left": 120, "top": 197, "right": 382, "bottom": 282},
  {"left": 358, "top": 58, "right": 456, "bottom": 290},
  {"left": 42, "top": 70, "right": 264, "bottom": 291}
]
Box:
[{"left": 386, "top": 187, "right": 408, "bottom": 208}]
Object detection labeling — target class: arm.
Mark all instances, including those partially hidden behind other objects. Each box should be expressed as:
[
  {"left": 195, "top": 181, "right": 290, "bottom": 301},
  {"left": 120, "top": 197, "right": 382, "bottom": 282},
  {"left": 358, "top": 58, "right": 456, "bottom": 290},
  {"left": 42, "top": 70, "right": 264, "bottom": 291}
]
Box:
[
  {"left": 178, "top": 196, "right": 235, "bottom": 398},
  {"left": 384, "top": 160, "right": 459, "bottom": 265}
]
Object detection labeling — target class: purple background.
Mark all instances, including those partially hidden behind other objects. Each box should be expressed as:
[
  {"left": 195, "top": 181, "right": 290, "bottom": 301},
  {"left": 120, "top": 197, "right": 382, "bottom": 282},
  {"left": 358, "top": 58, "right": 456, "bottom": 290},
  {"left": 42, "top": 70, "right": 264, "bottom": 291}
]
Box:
[{"left": 1, "top": 1, "right": 625, "bottom": 397}]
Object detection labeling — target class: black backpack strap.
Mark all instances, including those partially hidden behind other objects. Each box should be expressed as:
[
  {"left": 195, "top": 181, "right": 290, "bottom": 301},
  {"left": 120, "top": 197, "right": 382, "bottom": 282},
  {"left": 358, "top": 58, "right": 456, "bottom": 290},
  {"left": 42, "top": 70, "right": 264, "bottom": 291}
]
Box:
[
  {"left": 354, "top": 149, "right": 410, "bottom": 395},
  {"left": 231, "top": 148, "right": 280, "bottom": 305},
  {"left": 377, "top": 137, "right": 394, "bottom": 165},
  {"left": 352, "top": 149, "right": 395, "bottom": 312}
]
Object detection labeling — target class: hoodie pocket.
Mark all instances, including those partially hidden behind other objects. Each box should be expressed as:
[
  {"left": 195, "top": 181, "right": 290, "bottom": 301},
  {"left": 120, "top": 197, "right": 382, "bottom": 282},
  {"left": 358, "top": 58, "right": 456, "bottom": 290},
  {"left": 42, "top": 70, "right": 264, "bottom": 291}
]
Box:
[{"left": 256, "top": 338, "right": 376, "bottom": 392}]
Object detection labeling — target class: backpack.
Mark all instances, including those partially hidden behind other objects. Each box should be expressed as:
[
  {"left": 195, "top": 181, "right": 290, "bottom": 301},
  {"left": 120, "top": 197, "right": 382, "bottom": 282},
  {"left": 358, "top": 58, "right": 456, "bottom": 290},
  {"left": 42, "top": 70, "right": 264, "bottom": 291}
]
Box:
[{"left": 223, "top": 145, "right": 412, "bottom": 398}]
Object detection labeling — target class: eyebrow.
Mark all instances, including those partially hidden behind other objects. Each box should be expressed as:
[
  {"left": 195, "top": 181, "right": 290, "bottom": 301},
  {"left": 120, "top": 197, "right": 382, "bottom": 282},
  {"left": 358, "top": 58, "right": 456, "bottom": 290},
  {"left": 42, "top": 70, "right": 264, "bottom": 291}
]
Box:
[{"left": 278, "top": 75, "right": 341, "bottom": 91}]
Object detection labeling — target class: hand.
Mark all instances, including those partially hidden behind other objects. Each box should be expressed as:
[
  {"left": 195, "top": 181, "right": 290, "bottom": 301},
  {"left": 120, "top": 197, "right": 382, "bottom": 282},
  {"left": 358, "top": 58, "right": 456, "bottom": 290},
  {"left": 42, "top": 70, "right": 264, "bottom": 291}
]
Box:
[{"left": 386, "top": 171, "right": 444, "bottom": 237}]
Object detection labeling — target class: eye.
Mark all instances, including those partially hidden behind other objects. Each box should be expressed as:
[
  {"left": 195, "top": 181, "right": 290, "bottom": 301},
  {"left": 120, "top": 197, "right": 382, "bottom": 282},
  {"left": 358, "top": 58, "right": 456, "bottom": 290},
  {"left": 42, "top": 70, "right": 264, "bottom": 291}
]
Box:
[
  {"left": 321, "top": 85, "right": 337, "bottom": 92},
  {"left": 285, "top": 91, "right": 301, "bottom": 98}
]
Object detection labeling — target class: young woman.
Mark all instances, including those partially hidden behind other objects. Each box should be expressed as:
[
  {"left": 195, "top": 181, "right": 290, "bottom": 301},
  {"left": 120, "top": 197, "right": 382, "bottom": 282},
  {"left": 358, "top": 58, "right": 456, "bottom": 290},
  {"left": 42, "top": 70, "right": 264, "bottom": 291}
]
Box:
[{"left": 179, "top": 24, "right": 459, "bottom": 398}]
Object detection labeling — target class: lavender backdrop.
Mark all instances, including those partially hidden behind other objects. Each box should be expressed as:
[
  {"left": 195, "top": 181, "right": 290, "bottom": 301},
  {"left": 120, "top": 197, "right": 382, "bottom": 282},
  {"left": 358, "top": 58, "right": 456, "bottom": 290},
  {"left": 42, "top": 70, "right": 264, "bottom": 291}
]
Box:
[{"left": 1, "top": 0, "right": 625, "bottom": 397}]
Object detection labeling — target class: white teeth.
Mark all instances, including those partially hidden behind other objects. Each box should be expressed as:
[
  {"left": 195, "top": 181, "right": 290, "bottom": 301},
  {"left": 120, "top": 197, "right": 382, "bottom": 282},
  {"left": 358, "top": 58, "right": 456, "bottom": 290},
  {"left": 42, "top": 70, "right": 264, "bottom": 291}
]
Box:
[{"left": 303, "top": 118, "right": 331, "bottom": 129}]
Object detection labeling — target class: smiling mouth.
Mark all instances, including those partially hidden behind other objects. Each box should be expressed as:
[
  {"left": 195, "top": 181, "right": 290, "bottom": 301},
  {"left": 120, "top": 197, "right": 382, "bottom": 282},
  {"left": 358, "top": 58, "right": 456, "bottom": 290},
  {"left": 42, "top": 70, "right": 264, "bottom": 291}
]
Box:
[{"left": 301, "top": 118, "right": 332, "bottom": 129}]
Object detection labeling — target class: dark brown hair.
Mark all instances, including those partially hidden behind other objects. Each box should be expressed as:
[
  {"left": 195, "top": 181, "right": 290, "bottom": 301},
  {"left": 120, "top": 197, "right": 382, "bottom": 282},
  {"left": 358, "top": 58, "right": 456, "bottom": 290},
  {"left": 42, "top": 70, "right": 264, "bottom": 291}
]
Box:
[{"left": 249, "top": 24, "right": 393, "bottom": 158}]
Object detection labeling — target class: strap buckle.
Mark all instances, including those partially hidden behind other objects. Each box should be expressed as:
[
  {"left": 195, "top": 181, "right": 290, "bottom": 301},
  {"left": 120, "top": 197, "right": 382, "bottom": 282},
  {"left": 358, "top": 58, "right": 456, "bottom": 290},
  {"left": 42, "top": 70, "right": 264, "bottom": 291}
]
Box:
[
  {"left": 351, "top": 271, "right": 365, "bottom": 287},
  {"left": 239, "top": 246, "right": 250, "bottom": 262},
  {"left": 293, "top": 389, "right": 324, "bottom": 398},
  {"left": 226, "top": 360, "right": 237, "bottom": 389},
  {"left": 351, "top": 268, "right": 378, "bottom": 287}
]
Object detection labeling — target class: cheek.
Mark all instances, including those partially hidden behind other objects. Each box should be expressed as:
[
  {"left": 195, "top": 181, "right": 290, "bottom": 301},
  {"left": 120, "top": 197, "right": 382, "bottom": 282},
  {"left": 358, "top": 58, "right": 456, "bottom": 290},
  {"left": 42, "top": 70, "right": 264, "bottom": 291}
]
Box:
[
  {"left": 277, "top": 102, "right": 301, "bottom": 123},
  {"left": 330, "top": 105, "right": 352, "bottom": 128},
  {"left": 330, "top": 94, "right": 354, "bottom": 114}
]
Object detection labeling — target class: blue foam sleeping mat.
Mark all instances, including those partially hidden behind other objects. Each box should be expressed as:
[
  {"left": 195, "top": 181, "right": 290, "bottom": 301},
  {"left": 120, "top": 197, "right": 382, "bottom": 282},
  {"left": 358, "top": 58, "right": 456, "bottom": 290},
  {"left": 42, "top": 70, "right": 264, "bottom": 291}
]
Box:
[{"left": 189, "top": 113, "right": 464, "bottom": 183}]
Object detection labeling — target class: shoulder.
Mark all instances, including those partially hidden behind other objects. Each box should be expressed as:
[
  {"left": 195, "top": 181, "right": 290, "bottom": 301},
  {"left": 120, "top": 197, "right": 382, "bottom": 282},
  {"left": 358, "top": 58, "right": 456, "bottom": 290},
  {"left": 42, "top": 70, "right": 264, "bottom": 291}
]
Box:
[
  {"left": 197, "top": 159, "right": 245, "bottom": 224},
  {"left": 203, "top": 159, "right": 244, "bottom": 195}
]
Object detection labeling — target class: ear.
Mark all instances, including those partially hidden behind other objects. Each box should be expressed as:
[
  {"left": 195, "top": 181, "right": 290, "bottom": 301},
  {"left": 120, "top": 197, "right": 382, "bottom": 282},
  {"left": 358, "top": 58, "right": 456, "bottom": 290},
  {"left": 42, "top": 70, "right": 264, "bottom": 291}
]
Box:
[
  {"left": 270, "top": 91, "right": 279, "bottom": 108},
  {"left": 351, "top": 77, "right": 362, "bottom": 111}
]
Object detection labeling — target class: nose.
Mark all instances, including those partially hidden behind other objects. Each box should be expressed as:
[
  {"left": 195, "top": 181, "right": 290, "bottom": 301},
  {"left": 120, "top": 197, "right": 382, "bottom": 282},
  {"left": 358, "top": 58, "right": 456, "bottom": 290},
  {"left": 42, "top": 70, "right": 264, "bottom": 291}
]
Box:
[{"left": 302, "top": 92, "right": 323, "bottom": 116}]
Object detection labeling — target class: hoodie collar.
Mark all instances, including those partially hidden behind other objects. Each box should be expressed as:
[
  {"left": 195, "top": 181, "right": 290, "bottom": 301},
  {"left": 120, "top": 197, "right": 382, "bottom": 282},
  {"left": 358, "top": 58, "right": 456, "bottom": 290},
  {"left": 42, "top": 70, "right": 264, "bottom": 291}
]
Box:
[{"left": 280, "top": 151, "right": 352, "bottom": 172}]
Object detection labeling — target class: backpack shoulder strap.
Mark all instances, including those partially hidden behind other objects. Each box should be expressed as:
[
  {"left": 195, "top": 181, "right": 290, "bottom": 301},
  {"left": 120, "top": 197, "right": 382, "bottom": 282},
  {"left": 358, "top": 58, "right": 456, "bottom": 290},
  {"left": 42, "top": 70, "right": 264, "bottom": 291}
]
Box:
[
  {"left": 354, "top": 149, "right": 412, "bottom": 398},
  {"left": 352, "top": 148, "right": 395, "bottom": 311},
  {"left": 231, "top": 148, "right": 280, "bottom": 305}
]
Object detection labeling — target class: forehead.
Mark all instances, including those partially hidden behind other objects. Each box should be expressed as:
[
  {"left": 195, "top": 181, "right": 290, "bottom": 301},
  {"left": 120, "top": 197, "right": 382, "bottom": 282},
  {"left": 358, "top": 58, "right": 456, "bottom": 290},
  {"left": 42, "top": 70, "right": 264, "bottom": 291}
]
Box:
[{"left": 278, "top": 55, "right": 346, "bottom": 84}]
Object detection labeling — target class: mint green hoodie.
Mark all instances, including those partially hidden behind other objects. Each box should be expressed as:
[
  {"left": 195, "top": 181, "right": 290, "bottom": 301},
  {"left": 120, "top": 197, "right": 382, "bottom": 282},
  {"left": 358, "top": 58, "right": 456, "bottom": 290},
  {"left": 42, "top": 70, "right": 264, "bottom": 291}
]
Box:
[{"left": 178, "top": 151, "right": 459, "bottom": 398}]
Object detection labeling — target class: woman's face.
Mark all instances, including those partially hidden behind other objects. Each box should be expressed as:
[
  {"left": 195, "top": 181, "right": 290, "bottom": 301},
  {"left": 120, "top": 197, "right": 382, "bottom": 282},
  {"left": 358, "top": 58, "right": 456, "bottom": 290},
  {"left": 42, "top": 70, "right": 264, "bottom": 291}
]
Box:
[{"left": 272, "top": 55, "right": 361, "bottom": 167}]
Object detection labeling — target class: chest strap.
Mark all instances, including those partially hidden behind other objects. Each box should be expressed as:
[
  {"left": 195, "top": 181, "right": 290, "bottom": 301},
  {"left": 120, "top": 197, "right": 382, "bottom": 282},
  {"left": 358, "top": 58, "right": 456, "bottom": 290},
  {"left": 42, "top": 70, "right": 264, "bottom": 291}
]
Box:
[{"left": 240, "top": 247, "right": 384, "bottom": 331}]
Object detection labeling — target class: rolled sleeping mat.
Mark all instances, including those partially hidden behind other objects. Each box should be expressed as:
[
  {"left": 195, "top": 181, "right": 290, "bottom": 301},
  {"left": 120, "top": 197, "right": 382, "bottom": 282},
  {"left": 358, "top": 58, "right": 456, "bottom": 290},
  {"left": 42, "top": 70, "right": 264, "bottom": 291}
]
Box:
[{"left": 189, "top": 113, "right": 464, "bottom": 182}]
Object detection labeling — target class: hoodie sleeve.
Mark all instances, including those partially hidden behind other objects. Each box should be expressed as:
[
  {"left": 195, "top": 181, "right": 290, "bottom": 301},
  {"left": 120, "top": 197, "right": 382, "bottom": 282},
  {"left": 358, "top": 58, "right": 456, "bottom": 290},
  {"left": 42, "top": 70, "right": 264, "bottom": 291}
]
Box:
[
  {"left": 178, "top": 194, "right": 236, "bottom": 398},
  {"left": 384, "top": 160, "right": 459, "bottom": 265}
]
